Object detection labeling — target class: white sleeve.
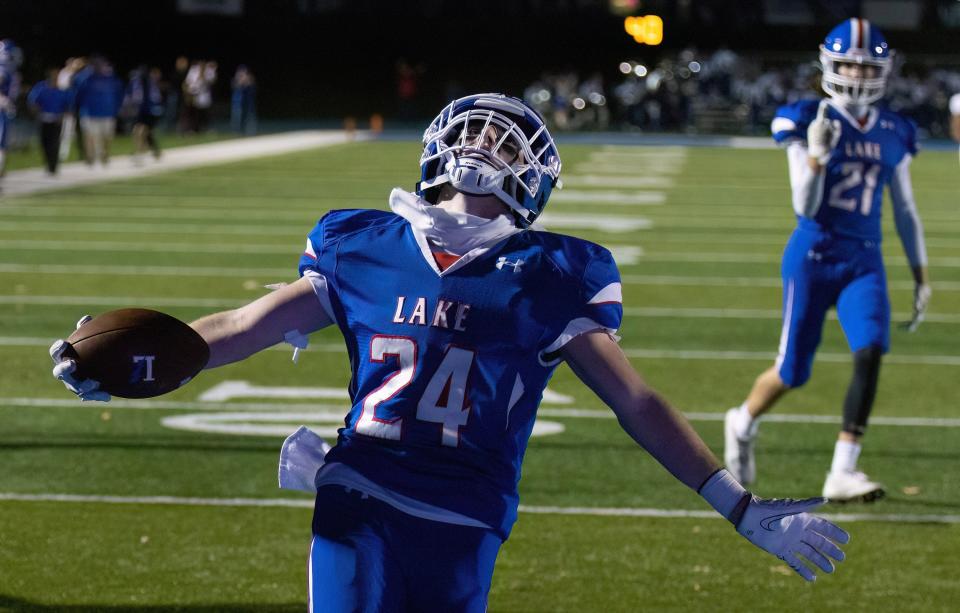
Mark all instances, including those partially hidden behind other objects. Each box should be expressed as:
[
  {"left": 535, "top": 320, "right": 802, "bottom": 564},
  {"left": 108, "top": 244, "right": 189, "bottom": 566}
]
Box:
[
  {"left": 786, "top": 141, "right": 825, "bottom": 218},
  {"left": 302, "top": 269, "right": 336, "bottom": 321},
  {"left": 889, "top": 155, "right": 928, "bottom": 268}
]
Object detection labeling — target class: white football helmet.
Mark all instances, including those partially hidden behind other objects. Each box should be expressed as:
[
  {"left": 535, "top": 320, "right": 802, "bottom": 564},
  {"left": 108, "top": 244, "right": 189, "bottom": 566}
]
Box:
[
  {"left": 819, "top": 18, "right": 892, "bottom": 106},
  {"left": 417, "top": 93, "right": 561, "bottom": 227}
]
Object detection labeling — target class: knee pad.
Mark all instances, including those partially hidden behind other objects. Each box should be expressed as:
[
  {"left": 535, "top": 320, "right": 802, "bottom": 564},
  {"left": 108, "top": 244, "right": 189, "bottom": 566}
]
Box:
[{"left": 842, "top": 346, "right": 882, "bottom": 436}]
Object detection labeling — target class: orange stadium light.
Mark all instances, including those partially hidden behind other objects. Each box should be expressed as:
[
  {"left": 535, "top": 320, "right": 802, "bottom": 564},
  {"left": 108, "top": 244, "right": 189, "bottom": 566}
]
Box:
[{"left": 624, "top": 15, "right": 663, "bottom": 46}]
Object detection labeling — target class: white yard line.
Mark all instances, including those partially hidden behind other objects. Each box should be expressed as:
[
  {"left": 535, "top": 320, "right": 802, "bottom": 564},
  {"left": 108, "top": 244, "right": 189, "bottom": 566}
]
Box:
[
  {"left": 549, "top": 190, "right": 666, "bottom": 205},
  {"left": 537, "top": 213, "right": 653, "bottom": 232},
  {"left": 0, "top": 220, "right": 310, "bottom": 235},
  {"left": 0, "top": 295, "right": 246, "bottom": 308},
  {"left": 620, "top": 348, "right": 960, "bottom": 366},
  {"left": 621, "top": 306, "right": 960, "bottom": 324},
  {"left": 6, "top": 239, "right": 960, "bottom": 270},
  {"left": 1, "top": 131, "right": 367, "bottom": 198},
  {"left": 562, "top": 175, "right": 675, "bottom": 188},
  {"left": 0, "top": 263, "right": 293, "bottom": 277},
  {"left": 3, "top": 336, "right": 958, "bottom": 365},
  {"left": 5, "top": 397, "right": 960, "bottom": 426},
  {"left": 620, "top": 274, "right": 960, "bottom": 291},
  {"left": 0, "top": 492, "right": 954, "bottom": 524},
  {"left": 0, "top": 239, "right": 297, "bottom": 254},
  {"left": 3, "top": 296, "right": 958, "bottom": 324}
]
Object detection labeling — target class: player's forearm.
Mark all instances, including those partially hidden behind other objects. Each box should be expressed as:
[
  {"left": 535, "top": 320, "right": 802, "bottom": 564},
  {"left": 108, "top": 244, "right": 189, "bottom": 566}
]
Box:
[
  {"left": 191, "top": 276, "right": 333, "bottom": 369},
  {"left": 890, "top": 158, "right": 928, "bottom": 269},
  {"left": 612, "top": 387, "right": 722, "bottom": 491},
  {"left": 191, "top": 308, "right": 268, "bottom": 369},
  {"left": 786, "top": 143, "right": 824, "bottom": 217},
  {"left": 562, "top": 333, "right": 720, "bottom": 490}
]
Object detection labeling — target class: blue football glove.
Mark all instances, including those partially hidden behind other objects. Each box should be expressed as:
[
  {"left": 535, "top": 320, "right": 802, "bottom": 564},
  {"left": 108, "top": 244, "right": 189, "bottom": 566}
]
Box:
[{"left": 49, "top": 315, "right": 112, "bottom": 402}]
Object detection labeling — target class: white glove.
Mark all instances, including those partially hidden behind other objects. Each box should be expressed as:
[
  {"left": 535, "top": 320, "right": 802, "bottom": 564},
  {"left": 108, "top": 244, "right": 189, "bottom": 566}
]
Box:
[
  {"left": 278, "top": 426, "right": 331, "bottom": 492},
  {"left": 700, "top": 469, "right": 848, "bottom": 582},
  {"left": 807, "top": 100, "right": 841, "bottom": 163},
  {"left": 736, "top": 496, "right": 849, "bottom": 582},
  {"left": 49, "top": 315, "right": 112, "bottom": 402},
  {"left": 903, "top": 282, "right": 932, "bottom": 332}
]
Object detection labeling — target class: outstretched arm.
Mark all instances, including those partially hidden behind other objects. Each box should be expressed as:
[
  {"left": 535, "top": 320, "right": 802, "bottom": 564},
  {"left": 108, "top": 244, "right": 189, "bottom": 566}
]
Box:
[
  {"left": 192, "top": 275, "right": 334, "bottom": 369},
  {"left": 561, "top": 330, "right": 719, "bottom": 490},
  {"left": 561, "top": 330, "right": 849, "bottom": 581},
  {"left": 52, "top": 276, "right": 335, "bottom": 401}
]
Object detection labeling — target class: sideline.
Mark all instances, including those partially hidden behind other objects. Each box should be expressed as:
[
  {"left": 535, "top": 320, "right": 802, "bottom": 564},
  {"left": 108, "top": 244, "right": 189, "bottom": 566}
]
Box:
[{"left": 1, "top": 130, "right": 367, "bottom": 198}]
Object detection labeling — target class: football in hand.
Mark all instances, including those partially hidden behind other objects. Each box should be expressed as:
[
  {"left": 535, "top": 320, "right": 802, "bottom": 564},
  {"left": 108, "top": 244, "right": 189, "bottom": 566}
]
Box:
[{"left": 63, "top": 308, "right": 210, "bottom": 399}]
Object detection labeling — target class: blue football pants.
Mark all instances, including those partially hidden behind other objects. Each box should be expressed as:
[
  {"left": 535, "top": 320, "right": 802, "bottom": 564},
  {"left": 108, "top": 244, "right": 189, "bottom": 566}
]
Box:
[
  {"left": 309, "top": 485, "right": 502, "bottom": 613},
  {"left": 776, "top": 228, "right": 890, "bottom": 387}
]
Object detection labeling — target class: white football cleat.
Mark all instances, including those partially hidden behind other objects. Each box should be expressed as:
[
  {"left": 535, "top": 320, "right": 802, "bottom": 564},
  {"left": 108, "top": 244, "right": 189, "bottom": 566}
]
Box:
[
  {"left": 724, "top": 408, "right": 756, "bottom": 485},
  {"left": 822, "top": 470, "right": 886, "bottom": 503}
]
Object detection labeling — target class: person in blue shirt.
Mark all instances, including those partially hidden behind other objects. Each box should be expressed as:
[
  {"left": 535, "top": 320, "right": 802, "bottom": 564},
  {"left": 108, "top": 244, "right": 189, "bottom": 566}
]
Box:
[
  {"left": 125, "top": 66, "right": 165, "bottom": 164},
  {"left": 230, "top": 64, "right": 256, "bottom": 136},
  {"left": 27, "top": 68, "right": 74, "bottom": 174},
  {"left": 724, "top": 19, "right": 931, "bottom": 503},
  {"left": 0, "top": 38, "right": 23, "bottom": 190},
  {"left": 51, "top": 94, "right": 850, "bottom": 610},
  {"left": 74, "top": 57, "right": 124, "bottom": 167}
]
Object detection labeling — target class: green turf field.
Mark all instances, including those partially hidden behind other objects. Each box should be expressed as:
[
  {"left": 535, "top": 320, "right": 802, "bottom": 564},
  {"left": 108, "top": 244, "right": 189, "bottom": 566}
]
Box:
[{"left": 1, "top": 137, "right": 958, "bottom": 612}]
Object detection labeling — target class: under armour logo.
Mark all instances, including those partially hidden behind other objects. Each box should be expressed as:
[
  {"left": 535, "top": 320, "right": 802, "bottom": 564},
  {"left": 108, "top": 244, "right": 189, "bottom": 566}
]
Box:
[{"left": 496, "top": 257, "right": 524, "bottom": 272}]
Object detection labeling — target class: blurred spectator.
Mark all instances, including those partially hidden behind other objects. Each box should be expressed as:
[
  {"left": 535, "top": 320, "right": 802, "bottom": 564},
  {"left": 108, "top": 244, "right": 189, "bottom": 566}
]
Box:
[
  {"left": 230, "top": 64, "right": 256, "bottom": 135},
  {"left": 950, "top": 91, "right": 960, "bottom": 144},
  {"left": 75, "top": 56, "right": 124, "bottom": 166},
  {"left": 125, "top": 66, "right": 164, "bottom": 164},
  {"left": 183, "top": 60, "right": 217, "bottom": 132},
  {"left": 170, "top": 55, "right": 189, "bottom": 133},
  {"left": 27, "top": 68, "right": 73, "bottom": 174},
  {"left": 0, "top": 38, "right": 22, "bottom": 190},
  {"left": 528, "top": 50, "right": 960, "bottom": 138},
  {"left": 395, "top": 59, "right": 424, "bottom": 122},
  {"left": 56, "top": 56, "right": 86, "bottom": 161}
]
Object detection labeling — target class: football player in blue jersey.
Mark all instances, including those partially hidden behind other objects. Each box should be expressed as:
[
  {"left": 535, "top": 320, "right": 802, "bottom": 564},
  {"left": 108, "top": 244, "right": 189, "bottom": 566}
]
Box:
[
  {"left": 0, "top": 38, "right": 23, "bottom": 192},
  {"left": 724, "top": 19, "right": 931, "bottom": 503},
  {"left": 52, "top": 94, "right": 850, "bottom": 610}
]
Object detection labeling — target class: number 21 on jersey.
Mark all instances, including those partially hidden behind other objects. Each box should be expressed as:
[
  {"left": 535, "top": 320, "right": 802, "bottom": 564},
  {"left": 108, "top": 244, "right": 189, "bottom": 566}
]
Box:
[
  {"left": 356, "top": 335, "right": 476, "bottom": 447},
  {"left": 827, "top": 161, "right": 881, "bottom": 215}
]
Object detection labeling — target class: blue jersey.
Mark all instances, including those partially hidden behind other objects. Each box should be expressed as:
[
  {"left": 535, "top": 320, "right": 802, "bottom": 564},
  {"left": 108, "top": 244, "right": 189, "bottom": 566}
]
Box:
[
  {"left": 298, "top": 207, "right": 622, "bottom": 538},
  {"left": 28, "top": 81, "right": 74, "bottom": 118},
  {"left": 0, "top": 66, "right": 18, "bottom": 98},
  {"left": 772, "top": 99, "right": 917, "bottom": 242},
  {"left": 76, "top": 72, "right": 124, "bottom": 118}
]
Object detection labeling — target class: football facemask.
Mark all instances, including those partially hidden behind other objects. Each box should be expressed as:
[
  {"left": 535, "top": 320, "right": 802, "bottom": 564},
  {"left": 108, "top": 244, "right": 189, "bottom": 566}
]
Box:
[
  {"left": 819, "top": 18, "right": 892, "bottom": 107},
  {"left": 417, "top": 93, "right": 561, "bottom": 227}
]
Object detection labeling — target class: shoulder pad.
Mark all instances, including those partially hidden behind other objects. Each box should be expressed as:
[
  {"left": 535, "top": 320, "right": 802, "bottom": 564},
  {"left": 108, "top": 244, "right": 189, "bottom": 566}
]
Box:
[
  {"left": 771, "top": 99, "right": 820, "bottom": 145},
  {"left": 310, "top": 209, "right": 398, "bottom": 248}
]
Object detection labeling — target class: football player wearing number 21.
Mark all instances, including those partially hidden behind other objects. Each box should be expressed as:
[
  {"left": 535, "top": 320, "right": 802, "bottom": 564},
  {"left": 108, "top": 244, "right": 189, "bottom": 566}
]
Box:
[
  {"left": 725, "top": 19, "right": 931, "bottom": 504},
  {"left": 52, "top": 94, "right": 849, "bottom": 611}
]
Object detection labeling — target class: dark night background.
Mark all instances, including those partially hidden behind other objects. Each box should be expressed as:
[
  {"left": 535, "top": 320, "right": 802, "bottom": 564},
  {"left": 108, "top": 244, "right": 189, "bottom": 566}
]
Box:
[{"left": 4, "top": 0, "right": 960, "bottom": 121}]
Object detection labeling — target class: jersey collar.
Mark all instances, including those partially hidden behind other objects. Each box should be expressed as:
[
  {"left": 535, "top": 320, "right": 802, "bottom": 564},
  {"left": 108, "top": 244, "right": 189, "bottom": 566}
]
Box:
[
  {"left": 826, "top": 99, "right": 878, "bottom": 133},
  {"left": 390, "top": 188, "right": 523, "bottom": 277}
]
